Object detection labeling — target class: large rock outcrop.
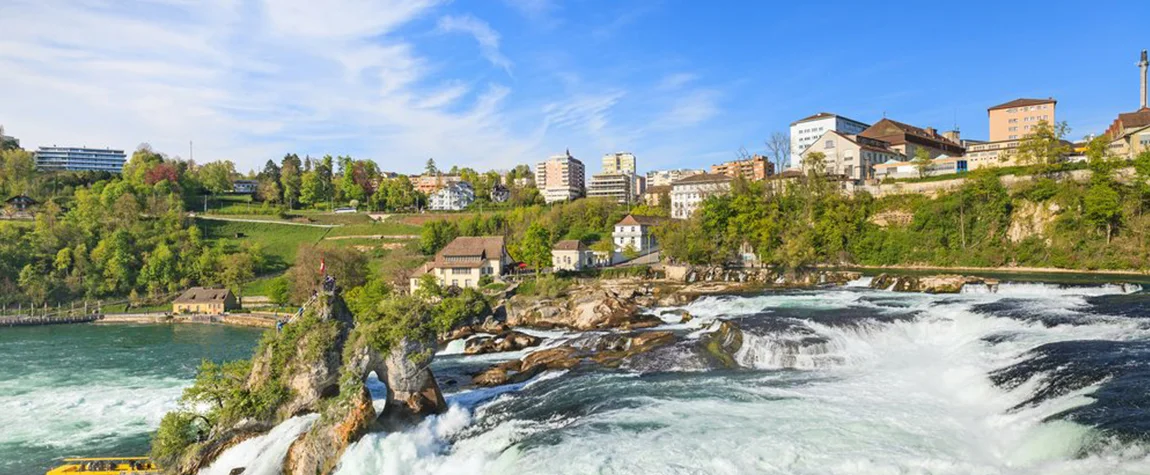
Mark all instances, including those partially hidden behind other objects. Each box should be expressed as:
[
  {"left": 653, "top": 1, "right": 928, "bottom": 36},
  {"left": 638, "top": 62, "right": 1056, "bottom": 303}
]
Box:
[
  {"left": 182, "top": 288, "right": 448, "bottom": 475},
  {"left": 869, "top": 273, "right": 998, "bottom": 293},
  {"left": 472, "top": 330, "right": 677, "bottom": 386},
  {"left": 506, "top": 286, "right": 663, "bottom": 331},
  {"left": 663, "top": 265, "right": 861, "bottom": 287}
]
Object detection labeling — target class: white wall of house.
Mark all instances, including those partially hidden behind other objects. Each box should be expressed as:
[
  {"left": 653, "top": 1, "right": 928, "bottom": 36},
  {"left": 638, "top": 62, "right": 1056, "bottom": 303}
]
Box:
[
  {"left": 670, "top": 181, "right": 731, "bottom": 219},
  {"left": 790, "top": 115, "right": 870, "bottom": 165},
  {"left": 613, "top": 224, "right": 656, "bottom": 253}
]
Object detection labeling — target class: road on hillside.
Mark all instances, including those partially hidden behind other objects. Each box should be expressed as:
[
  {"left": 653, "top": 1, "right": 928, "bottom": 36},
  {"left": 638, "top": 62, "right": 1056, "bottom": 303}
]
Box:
[{"left": 191, "top": 215, "right": 338, "bottom": 228}]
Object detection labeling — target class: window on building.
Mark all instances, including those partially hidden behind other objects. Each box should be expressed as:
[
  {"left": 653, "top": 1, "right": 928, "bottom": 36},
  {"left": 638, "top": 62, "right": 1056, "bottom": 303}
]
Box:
[{"left": 825, "top": 140, "right": 835, "bottom": 149}]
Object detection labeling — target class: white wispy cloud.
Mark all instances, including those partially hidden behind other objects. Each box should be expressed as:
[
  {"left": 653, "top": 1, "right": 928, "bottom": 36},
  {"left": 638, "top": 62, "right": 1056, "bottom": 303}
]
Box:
[
  {"left": 0, "top": 0, "right": 729, "bottom": 173},
  {"left": 436, "top": 14, "right": 513, "bottom": 75}
]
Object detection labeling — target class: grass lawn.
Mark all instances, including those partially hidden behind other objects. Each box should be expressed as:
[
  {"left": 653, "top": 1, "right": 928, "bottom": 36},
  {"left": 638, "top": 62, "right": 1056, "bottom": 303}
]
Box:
[
  {"left": 242, "top": 274, "right": 283, "bottom": 296},
  {"left": 195, "top": 218, "right": 330, "bottom": 270},
  {"left": 103, "top": 302, "right": 172, "bottom": 313},
  {"left": 395, "top": 212, "right": 479, "bottom": 226},
  {"left": 324, "top": 221, "right": 421, "bottom": 237}
]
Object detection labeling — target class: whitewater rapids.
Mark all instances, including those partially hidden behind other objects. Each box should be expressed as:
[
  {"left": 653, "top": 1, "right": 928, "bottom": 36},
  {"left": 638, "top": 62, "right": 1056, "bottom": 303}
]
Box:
[{"left": 212, "top": 282, "right": 1150, "bottom": 474}]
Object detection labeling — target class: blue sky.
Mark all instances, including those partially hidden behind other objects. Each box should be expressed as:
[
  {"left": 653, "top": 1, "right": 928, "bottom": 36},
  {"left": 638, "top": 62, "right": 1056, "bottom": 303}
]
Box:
[{"left": 1, "top": 0, "right": 1147, "bottom": 174}]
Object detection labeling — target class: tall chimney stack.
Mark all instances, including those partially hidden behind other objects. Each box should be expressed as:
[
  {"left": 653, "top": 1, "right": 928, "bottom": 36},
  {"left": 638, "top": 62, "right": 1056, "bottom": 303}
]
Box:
[{"left": 1140, "top": 49, "right": 1148, "bottom": 110}]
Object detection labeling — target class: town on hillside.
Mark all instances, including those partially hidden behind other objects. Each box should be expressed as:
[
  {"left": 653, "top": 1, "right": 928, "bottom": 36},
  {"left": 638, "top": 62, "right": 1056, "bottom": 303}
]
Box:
[{"left": 1, "top": 50, "right": 1149, "bottom": 318}]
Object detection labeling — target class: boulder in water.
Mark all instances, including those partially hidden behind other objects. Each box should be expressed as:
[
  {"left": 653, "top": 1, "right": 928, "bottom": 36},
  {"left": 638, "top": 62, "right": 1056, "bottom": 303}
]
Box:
[
  {"left": 869, "top": 273, "right": 988, "bottom": 293},
  {"left": 464, "top": 331, "right": 542, "bottom": 355}
]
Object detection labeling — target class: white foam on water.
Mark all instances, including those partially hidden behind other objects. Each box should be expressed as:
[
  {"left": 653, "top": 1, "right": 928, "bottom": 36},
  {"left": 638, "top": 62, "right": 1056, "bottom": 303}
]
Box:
[
  {"left": 198, "top": 414, "right": 319, "bottom": 475},
  {"left": 0, "top": 372, "right": 187, "bottom": 449},
  {"left": 438, "top": 338, "right": 467, "bottom": 356},
  {"left": 845, "top": 275, "right": 874, "bottom": 287},
  {"left": 220, "top": 283, "right": 1150, "bottom": 474}
]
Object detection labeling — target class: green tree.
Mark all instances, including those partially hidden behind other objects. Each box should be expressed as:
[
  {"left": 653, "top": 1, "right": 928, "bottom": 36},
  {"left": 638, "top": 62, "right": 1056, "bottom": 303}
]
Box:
[
  {"left": 518, "top": 222, "right": 552, "bottom": 273},
  {"left": 911, "top": 147, "right": 932, "bottom": 179},
  {"left": 419, "top": 220, "right": 459, "bottom": 255},
  {"left": 280, "top": 154, "right": 302, "bottom": 209},
  {"left": 0, "top": 149, "right": 36, "bottom": 196},
  {"left": 267, "top": 276, "right": 291, "bottom": 306},
  {"left": 220, "top": 252, "right": 255, "bottom": 305},
  {"left": 1013, "top": 121, "right": 1071, "bottom": 174},
  {"left": 425, "top": 158, "right": 438, "bottom": 175},
  {"left": 299, "top": 170, "right": 325, "bottom": 207},
  {"left": 1084, "top": 182, "right": 1122, "bottom": 243},
  {"left": 139, "top": 243, "right": 178, "bottom": 296},
  {"left": 198, "top": 161, "right": 236, "bottom": 195}
]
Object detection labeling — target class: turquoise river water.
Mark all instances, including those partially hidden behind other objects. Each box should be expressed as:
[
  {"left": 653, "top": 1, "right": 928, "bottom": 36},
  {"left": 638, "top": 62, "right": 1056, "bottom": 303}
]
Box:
[{"left": 0, "top": 324, "right": 262, "bottom": 475}]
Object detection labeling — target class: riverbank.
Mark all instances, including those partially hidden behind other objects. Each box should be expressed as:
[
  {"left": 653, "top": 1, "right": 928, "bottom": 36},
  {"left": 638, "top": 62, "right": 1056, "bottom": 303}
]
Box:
[
  {"left": 97, "top": 313, "right": 279, "bottom": 328},
  {"left": 839, "top": 264, "right": 1150, "bottom": 284}
]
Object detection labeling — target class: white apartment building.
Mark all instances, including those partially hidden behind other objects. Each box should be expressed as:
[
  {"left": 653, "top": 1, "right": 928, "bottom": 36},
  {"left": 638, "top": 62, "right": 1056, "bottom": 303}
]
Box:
[
  {"left": 646, "top": 168, "right": 704, "bottom": 187},
  {"left": 790, "top": 113, "right": 870, "bottom": 164},
  {"left": 536, "top": 151, "right": 585, "bottom": 204},
  {"left": 798, "top": 131, "right": 904, "bottom": 182},
  {"left": 602, "top": 152, "right": 637, "bottom": 175},
  {"left": 587, "top": 173, "right": 635, "bottom": 204},
  {"left": 429, "top": 181, "right": 475, "bottom": 211},
  {"left": 670, "top": 173, "right": 732, "bottom": 220}
]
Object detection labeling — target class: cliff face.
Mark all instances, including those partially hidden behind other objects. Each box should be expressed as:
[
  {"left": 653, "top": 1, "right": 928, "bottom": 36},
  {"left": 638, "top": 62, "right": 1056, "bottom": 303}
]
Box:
[{"left": 184, "top": 288, "right": 448, "bottom": 475}]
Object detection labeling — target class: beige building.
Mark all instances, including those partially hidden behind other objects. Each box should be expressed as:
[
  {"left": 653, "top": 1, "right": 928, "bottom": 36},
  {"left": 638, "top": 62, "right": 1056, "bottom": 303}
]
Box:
[
  {"left": 643, "top": 185, "right": 671, "bottom": 207},
  {"left": 601, "top": 152, "right": 637, "bottom": 175},
  {"left": 173, "top": 287, "right": 238, "bottom": 315},
  {"left": 798, "top": 131, "right": 904, "bottom": 181},
  {"left": 873, "top": 155, "right": 969, "bottom": 180},
  {"left": 710, "top": 155, "right": 774, "bottom": 181},
  {"left": 551, "top": 240, "right": 597, "bottom": 271},
  {"left": 1109, "top": 123, "right": 1150, "bottom": 159},
  {"left": 988, "top": 98, "right": 1056, "bottom": 141},
  {"left": 670, "top": 173, "right": 732, "bottom": 220},
  {"left": 963, "top": 139, "right": 1025, "bottom": 169},
  {"left": 646, "top": 169, "right": 704, "bottom": 187},
  {"left": 859, "top": 118, "right": 965, "bottom": 160},
  {"left": 536, "top": 151, "right": 585, "bottom": 203},
  {"left": 410, "top": 236, "right": 513, "bottom": 292},
  {"left": 414, "top": 174, "right": 462, "bottom": 195},
  {"left": 587, "top": 173, "right": 636, "bottom": 204}
]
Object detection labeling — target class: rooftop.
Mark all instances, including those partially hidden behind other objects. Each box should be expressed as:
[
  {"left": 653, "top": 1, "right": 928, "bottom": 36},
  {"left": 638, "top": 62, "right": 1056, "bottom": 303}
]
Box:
[
  {"left": 616, "top": 214, "right": 665, "bottom": 227},
  {"left": 860, "top": 118, "right": 964, "bottom": 150},
  {"left": 440, "top": 236, "right": 506, "bottom": 259},
  {"left": 173, "top": 287, "right": 232, "bottom": 303},
  {"left": 553, "top": 240, "right": 587, "bottom": 251},
  {"left": 988, "top": 98, "right": 1056, "bottom": 111},
  {"left": 672, "top": 173, "right": 733, "bottom": 186},
  {"left": 790, "top": 112, "right": 868, "bottom": 127}
]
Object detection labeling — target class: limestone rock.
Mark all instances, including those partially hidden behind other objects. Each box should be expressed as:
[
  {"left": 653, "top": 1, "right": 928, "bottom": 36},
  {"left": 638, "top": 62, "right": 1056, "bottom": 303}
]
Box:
[
  {"left": 473, "top": 331, "right": 678, "bottom": 386},
  {"left": 379, "top": 336, "right": 448, "bottom": 430},
  {"left": 283, "top": 385, "right": 375, "bottom": 475},
  {"left": 464, "top": 331, "right": 542, "bottom": 355},
  {"left": 506, "top": 288, "right": 661, "bottom": 331},
  {"left": 869, "top": 273, "right": 992, "bottom": 293}
]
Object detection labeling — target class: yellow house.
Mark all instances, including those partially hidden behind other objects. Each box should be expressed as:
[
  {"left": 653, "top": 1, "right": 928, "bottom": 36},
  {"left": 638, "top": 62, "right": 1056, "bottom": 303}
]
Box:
[{"left": 172, "top": 287, "right": 238, "bottom": 314}]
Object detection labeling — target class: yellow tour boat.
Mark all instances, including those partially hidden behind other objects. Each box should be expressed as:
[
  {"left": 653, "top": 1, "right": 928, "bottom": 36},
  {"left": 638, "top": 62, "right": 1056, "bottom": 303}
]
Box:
[{"left": 45, "top": 457, "right": 160, "bottom": 475}]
